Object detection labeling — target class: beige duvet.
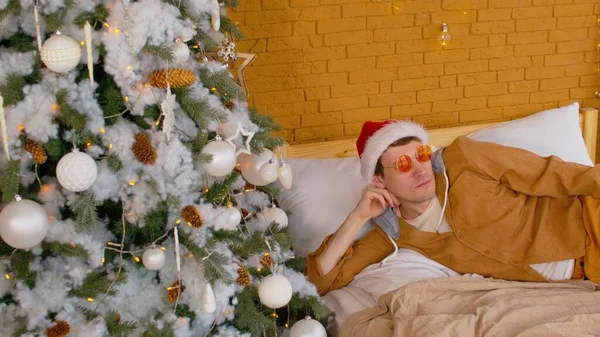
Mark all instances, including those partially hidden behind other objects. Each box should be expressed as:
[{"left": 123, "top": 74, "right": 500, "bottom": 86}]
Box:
[{"left": 340, "top": 276, "right": 600, "bottom": 337}]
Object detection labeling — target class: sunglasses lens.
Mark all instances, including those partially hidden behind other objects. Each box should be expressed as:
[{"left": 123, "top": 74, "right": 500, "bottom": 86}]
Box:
[
  {"left": 416, "top": 144, "right": 432, "bottom": 163},
  {"left": 396, "top": 154, "right": 412, "bottom": 172}
]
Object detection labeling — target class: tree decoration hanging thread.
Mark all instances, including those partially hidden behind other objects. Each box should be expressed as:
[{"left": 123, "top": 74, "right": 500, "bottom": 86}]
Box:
[
  {"left": 148, "top": 68, "right": 196, "bottom": 89},
  {"left": 132, "top": 133, "right": 156, "bottom": 165},
  {"left": 24, "top": 139, "right": 48, "bottom": 164},
  {"left": 45, "top": 320, "right": 71, "bottom": 337},
  {"left": 181, "top": 205, "right": 203, "bottom": 228}
]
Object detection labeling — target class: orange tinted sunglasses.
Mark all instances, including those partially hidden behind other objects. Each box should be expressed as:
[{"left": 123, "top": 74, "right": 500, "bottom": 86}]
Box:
[{"left": 383, "top": 144, "right": 433, "bottom": 173}]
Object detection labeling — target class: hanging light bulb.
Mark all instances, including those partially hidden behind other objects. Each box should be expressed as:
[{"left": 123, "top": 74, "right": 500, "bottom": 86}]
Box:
[{"left": 438, "top": 23, "right": 451, "bottom": 46}]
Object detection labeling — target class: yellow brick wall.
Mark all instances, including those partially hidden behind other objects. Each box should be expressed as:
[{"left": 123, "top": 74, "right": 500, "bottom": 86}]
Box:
[{"left": 230, "top": 0, "right": 600, "bottom": 152}]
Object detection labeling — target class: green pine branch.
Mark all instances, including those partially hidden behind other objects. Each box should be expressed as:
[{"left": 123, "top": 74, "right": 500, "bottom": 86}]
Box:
[
  {"left": 288, "top": 293, "right": 326, "bottom": 321},
  {"left": 231, "top": 231, "right": 268, "bottom": 259},
  {"left": 24, "top": 57, "right": 42, "bottom": 85},
  {"left": 248, "top": 108, "right": 284, "bottom": 154},
  {"left": 267, "top": 224, "right": 293, "bottom": 253},
  {"left": 0, "top": 293, "right": 14, "bottom": 305},
  {"left": 1, "top": 160, "right": 20, "bottom": 203},
  {"left": 78, "top": 306, "right": 101, "bottom": 322},
  {"left": 45, "top": 0, "right": 74, "bottom": 32},
  {"left": 198, "top": 68, "right": 245, "bottom": 101},
  {"left": 174, "top": 304, "right": 197, "bottom": 322},
  {"left": 143, "top": 44, "right": 175, "bottom": 62},
  {"left": 9, "top": 32, "right": 36, "bottom": 52},
  {"left": 44, "top": 138, "right": 66, "bottom": 162},
  {"left": 106, "top": 153, "right": 123, "bottom": 172},
  {"left": 143, "top": 323, "right": 175, "bottom": 337},
  {"left": 71, "top": 193, "right": 99, "bottom": 232},
  {"left": 219, "top": 16, "right": 244, "bottom": 39},
  {"left": 142, "top": 202, "right": 168, "bottom": 241},
  {"left": 184, "top": 131, "right": 211, "bottom": 165},
  {"left": 69, "top": 268, "right": 127, "bottom": 298},
  {"left": 204, "top": 172, "right": 239, "bottom": 205},
  {"left": 202, "top": 251, "right": 233, "bottom": 284},
  {"left": 212, "top": 229, "right": 244, "bottom": 245},
  {"left": 284, "top": 256, "right": 306, "bottom": 273},
  {"left": 73, "top": 4, "right": 110, "bottom": 28},
  {"left": 56, "top": 89, "right": 87, "bottom": 133},
  {"left": 10, "top": 251, "right": 37, "bottom": 288},
  {"left": 235, "top": 286, "right": 277, "bottom": 337},
  {"left": 222, "top": 0, "right": 239, "bottom": 8},
  {"left": 0, "top": 241, "right": 14, "bottom": 256},
  {"left": 192, "top": 29, "right": 218, "bottom": 52},
  {"left": 98, "top": 84, "right": 125, "bottom": 126},
  {"left": 173, "top": 86, "right": 227, "bottom": 128},
  {"left": 257, "top": 185, "right": 280, "bottom": 202},
  {"left": 42, "top": 241, "right": 89, "bottom": 259},
  {"left": 0, "top": 0, "right": 20, "bottom": 23},
  {"left": 10, "top": 324, "right": 27, "bottom": 337},
  {"left": 131, "top": 104, "right": 161, "bottom": 130},
  {"left": 0, "top": 73, "right": 25, "bottom": 106},
  {"left": 106, "top": 310, "right": 138, "bottom": 337}
]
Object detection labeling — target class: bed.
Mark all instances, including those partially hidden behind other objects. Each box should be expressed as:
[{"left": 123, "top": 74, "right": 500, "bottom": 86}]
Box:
[{"left": 275, "top": 102, "right": 600, "bottom": 336}]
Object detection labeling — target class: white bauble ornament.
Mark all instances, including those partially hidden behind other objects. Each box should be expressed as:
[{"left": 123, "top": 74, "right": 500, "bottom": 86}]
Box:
[
  {"left": 202, "top": 283, "right": 216, "bottom": 313},
  {"left": 0, "top": 196, "right": 49, "bottom": 249},
  {"left": 278, "top": 162, "right": 293, "bottom": 189},
  {"left": 201, "top": 139, "right": 237, "bottom": 177},
  {"left": 56, "top": 148, "right": 98, "bottom": 192},
  {"left": 238, "top": 149, "right": 279, "bottom": 186},
  {"left": 258, "top": 274, "right": 293, "bottom": 309},
  {"left": 171, "top": 41, "right": 190, "bottom": 65},
  {"left": 289, "top": 316, "right": 327, "bottom": 337},
  {"left": 40, "top": 33, "right": 82, "bottom": 73},
  {"left": 257, "top": 205, "right": 288, "bottom": 231},
  {"left": 142, "top": 247, "right": 166, "bottom": 270},
  {"left": 221, "top": 205, "right": 241, "bottom": 230},
  {"left": 259, "top": 160, "right": 279, "bottom": 184}
]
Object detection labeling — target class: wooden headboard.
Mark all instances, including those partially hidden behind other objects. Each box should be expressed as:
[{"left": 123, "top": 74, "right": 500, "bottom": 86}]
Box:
[{"left": 279, "top": 107, "right": 599, "bottom": 163}]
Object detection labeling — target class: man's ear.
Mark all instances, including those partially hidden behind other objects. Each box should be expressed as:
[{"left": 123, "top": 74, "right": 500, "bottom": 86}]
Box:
[{"left": 372, "top": 174, "right": 385, "bottom": 189}]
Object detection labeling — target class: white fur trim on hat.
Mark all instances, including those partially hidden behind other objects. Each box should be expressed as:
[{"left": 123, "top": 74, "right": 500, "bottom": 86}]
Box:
[{"left": 360, "top": 121, "right": 429, "bottom": 183}]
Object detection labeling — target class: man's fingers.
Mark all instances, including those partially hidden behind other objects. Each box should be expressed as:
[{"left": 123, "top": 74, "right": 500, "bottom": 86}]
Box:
[
  {"left": 367, "top": 187, "right": 399, "bottom": 206},
  {"left": 366, "top": 189, "right": 393, "bottom": 208}
]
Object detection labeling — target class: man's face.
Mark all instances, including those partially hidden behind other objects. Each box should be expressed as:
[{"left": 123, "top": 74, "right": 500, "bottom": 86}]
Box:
[{"left": 373, "top": 141, "right": 437, "bottom": 203}]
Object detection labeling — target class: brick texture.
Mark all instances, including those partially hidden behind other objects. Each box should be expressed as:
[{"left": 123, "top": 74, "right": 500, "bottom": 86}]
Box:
[{"left": 232, "top": 0, "right": 600, "bottom": 159}]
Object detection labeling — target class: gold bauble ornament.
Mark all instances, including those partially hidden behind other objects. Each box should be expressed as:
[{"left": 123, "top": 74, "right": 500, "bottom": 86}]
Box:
[{"left": 236, "top": 265, "right": 250, "bottom": 286}]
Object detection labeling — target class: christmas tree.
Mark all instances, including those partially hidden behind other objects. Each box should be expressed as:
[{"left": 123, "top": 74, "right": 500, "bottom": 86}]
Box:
[{"left": 0, "top": 1, "right": 327, "bottom": 336}]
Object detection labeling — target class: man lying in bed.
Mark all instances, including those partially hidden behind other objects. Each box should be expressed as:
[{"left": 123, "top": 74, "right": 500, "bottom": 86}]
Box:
[{"left": 306, "top": 119, "right": 600, "bottom": 296}]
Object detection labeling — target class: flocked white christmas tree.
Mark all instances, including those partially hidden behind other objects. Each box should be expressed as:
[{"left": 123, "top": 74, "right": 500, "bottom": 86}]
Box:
[{"left": 0, "top": 1, "right": 327, "bottom": 336}]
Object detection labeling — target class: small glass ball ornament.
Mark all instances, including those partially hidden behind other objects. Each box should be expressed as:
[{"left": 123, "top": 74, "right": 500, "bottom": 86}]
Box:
[
  {"left": 0, "top": 195, "right": 49, "bottom": 249},
  {"left": 258, "top": 273, "right": 293, "bottom": 309},
  {"left": 56, "top": 148, "right": 98, "bottom": 192},
  {"left": 259, "top": 159, "right": 279, "bottom": 184},
  {"left": 278, "top": 161, "right": 293, "bottom": 190},
  {"left": 40, "top": 32, "right": 82, "bottom": 73},
  {"left": 171, "top": 40, "right": 190, "bottom": 65},
  {"left": 142, "top": 246, "right": 166, "bottom": 270},
  {"left": 289, "top": 316, "right": 327, "bottom": 337},
  {"left": 201, "top": 135, "right": 237, "bottom": 177}
]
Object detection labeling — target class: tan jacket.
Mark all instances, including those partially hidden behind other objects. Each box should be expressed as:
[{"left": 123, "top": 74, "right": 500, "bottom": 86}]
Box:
[{"left": 306, "top": 136, "right": 600, "bottom": 296}]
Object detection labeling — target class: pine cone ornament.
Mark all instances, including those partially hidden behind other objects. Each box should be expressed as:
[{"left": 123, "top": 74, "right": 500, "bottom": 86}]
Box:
[
  {"left": 260, "top": 253, "right": 273, "bottom": 268},
  {"left": 25, "top": 139, "right": 48, "bottom": 164},
  {"left": 148, "top": 68, "right": 196, "bottom": 89},
  {"left": 181, "top": 205, "right": 203, "bottom": 228},
  {"left": 166, "top": 280, "right": 184, "bottom": 303},
  {"left": 224, "top": 101, "right": 235, "bottom": 110},
  {"left": 46, "top": 320, "right": 70, "bottom": 337},
  {"left": 236, "top": 265, "right": 250, "bottom": 286},
  {"left": 132, "top": 133, "right": 156, "bottom": 165}
]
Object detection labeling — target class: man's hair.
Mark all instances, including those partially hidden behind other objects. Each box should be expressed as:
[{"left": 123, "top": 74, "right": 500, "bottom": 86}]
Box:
[{"left": 373, "top": 136, "right": 423, "bottom": 178}]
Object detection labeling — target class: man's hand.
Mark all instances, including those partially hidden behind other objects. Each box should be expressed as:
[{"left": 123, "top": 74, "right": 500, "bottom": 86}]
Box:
[{"left": 352, "top": 187, "right": 400, "bottom": 221}]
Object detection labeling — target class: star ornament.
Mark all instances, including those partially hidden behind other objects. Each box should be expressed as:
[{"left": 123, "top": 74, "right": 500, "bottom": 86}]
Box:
[{"left": 225, "top": 122, "right": 255, "bottom": 156}]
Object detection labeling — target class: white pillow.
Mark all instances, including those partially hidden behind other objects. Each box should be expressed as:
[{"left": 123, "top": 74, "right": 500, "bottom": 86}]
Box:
[
  {"left": 467, "top": 102, "right": 593, "bottom": 166},
  {"left": 279, "top": 102, "right": 593, "bottom": 257}
]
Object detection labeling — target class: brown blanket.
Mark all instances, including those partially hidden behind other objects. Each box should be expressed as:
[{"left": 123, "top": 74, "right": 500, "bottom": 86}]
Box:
[{"left": 340, "top": 276, "right": 600, "bottom": 337}]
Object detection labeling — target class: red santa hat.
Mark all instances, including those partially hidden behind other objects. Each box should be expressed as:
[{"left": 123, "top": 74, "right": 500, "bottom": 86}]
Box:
[{"left": 356, "top": 119, "right": 429, "bottom": 183}]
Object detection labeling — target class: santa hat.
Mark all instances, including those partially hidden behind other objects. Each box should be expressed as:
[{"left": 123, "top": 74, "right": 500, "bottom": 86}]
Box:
[{"left": 356, "top": 119, "right": 429, "bottom": 183}]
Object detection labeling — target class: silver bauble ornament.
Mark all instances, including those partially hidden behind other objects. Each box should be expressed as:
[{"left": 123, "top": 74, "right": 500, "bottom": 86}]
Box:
[
  {"left": 56, "top": 148, "right": 98, "bottom": 192},
  {"left": 278, "top": 162, "right": 293, "bottom": 189},
  {"left": 0, "top": 196, "right": 49, "bottom": 249},
  {"left": 40, "top": 33, "right": 82, "bottom": 73},
  {"left": 258, "top": 273, "right": 293, "bottom": 309},
  {"left": 289, "top": 316, "right": 327, "bottom": 337},
  {"left": 201, "top": 139, "right": 237, "bottom": 177},
  {"left": 238, "top": 149, "right": 279, "bottom": 186},
  {"left": 171, "top": 41, "right": 190, "bottom": 65},
  {"left": 142, "top": 247, "right": 166, "bottom": 270}
]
